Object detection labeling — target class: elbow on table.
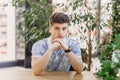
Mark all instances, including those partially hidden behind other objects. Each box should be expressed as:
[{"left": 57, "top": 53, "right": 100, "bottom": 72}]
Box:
[
  {"left": 75, "top": 67, "right": 82, "bottom": 74},
  {"left": 76, "top": 69, "right": 82, "bottom": 74},
  {"left": 32, "top": 69, "right": 43, "bottom": 76},
  {"left": 33, "top": 71, "right": 40, "bottom": 76},
  {"left": 76, "top": 66, "right": 83, "bottom": 74}
]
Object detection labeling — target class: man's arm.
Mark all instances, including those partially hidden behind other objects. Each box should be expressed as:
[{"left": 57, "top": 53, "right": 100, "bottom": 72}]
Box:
[
  {"left": 31, "top": 42, "right": 60, "bottom": 75},
  {"left": 67, "top": 52, "right": 83, "bottom": 73},
  {"left": 53, "top": 38, "right": 83, "bottom": 73}
]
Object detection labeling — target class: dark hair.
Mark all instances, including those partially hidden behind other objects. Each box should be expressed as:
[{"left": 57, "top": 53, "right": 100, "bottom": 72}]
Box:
[{"left": 49, "top": 12, "right": 69, "bottom": 26}]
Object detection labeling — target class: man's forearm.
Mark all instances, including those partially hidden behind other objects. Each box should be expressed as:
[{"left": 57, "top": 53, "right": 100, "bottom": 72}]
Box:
[
  {"left": 32, "top": 48, "right": 54, "bottom": 75},
  {"left": 32, "top": 42, "right": 60, "bottom": 75},
  {"left": 67, "top": 52, "right": 83, "bottom": 73}
]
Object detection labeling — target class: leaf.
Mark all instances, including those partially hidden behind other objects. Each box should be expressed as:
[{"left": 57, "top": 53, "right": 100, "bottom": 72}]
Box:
[
  {"left": 113, "top": 34, "right": 120, "bottom": 49},
  {"left": 92, "top": 23, "right": 97, "bottom": 30},
  {"left": 114, "top": 52, "right": 120, "bottom": 62}
]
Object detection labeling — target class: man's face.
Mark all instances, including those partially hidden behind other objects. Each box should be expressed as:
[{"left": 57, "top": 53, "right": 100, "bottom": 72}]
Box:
[{"left": 49, "top": 23, "right": 68, "bottom": 40}]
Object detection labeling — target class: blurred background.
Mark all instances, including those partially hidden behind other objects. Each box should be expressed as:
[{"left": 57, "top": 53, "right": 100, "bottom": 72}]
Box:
[{"left": 0, "top": 1, "right": 120, "bottom": 78}]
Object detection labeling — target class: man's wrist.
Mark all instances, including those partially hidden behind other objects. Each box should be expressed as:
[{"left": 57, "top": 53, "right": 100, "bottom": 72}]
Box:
[{"left": 64, "top": 48, "right": 71, "bottom": 53}]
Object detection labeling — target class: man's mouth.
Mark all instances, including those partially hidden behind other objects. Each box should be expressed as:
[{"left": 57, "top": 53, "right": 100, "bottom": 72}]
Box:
[{"left": 57, "top": 36, "right": 64, "bottom": 38}]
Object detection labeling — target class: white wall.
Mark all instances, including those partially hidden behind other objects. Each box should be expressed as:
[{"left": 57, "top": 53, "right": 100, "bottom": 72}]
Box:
[
  {"left": 6, "top": 0, "right": 16, "bottom": 61},
  {"left": 0, "top": 0, "right": 16, "bottom": 62}
]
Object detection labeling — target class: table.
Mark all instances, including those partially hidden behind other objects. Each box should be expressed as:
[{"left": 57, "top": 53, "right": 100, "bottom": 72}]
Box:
[{"left": 0, "top": 67, "right": 100, "bottom": 80}]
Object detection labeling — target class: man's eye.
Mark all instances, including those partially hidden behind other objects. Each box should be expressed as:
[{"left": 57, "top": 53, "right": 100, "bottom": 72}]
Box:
[
  {"left": 54, "top": 27, "right": 59, "bottom": 30},
  {"left": 63, "top": 28, "right": 66, "bottom": 30}
]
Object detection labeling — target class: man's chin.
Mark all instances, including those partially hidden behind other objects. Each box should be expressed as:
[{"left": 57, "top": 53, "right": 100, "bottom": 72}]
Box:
[{"left": 52, "top": 36, "right": 64, "bottom": 40}]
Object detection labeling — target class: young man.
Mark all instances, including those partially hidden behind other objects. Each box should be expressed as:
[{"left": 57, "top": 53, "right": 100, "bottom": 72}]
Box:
[{"left": 31, "top": 12, "right": 83, "bottom": 75}]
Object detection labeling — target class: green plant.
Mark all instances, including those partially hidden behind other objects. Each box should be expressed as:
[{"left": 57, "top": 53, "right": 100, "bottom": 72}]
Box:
[
  {"left": 12, "top": 0, "right": 53, "bottom": 47},
  {"left": 111, "top": 0, "right": 120, "bottom": 38},
  {"left": 96, "top": 34, "right": 120, "bottom": 80},
  {"left": 95, "top": 0, "right": 120, "bottom": 79}
]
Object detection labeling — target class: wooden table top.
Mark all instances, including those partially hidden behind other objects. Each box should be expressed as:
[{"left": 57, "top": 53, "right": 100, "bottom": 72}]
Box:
[{"left": 0, "top": 67, "right": 100, "bottom": 80}]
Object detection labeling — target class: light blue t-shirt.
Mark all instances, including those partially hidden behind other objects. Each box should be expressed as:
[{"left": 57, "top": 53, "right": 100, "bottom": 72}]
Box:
[{"left": 31, "top": 37, "right": 81, "bottom": 71}]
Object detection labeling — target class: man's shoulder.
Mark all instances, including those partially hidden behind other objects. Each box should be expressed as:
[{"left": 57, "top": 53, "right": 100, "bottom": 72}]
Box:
[{"left": 66, "top": 38, "right": 79, "bottom": 44}]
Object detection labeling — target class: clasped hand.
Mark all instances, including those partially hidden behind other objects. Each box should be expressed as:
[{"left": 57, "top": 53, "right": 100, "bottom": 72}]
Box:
[{"left": 51, "top": 38, "right": 69, "bottom": 51}]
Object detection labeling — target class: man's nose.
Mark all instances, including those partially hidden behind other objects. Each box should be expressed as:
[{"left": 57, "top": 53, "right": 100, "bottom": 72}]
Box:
[{"left": 59, "top": 30, "right": 63, "bottom": 34}]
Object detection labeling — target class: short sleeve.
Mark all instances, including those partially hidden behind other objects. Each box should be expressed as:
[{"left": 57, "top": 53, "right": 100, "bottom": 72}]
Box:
[
  {"left": 72, "top": 42, "right": 81, "bottom": 57},
  {"left": 31, "top": 40, "right": 46, "bottom": 57}
]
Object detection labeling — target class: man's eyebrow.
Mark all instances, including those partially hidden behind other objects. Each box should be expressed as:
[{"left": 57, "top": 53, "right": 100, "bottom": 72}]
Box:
[{"left": 54, "top": 26, "right": 59, "bottom": 28}]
